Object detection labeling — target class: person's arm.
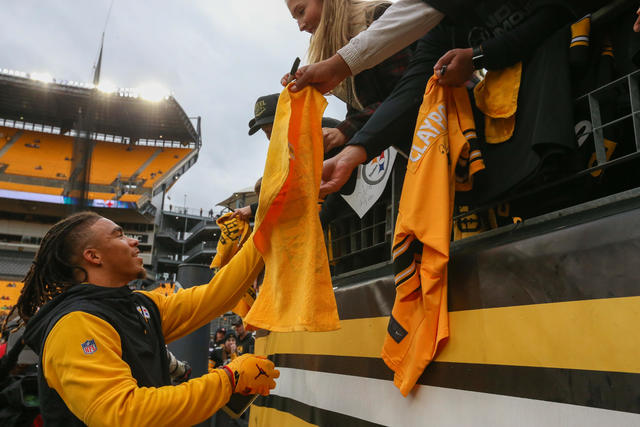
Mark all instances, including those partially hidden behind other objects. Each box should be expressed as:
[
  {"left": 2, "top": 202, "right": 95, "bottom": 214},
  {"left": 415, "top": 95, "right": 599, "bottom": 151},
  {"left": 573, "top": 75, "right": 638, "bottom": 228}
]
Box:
[
  {"left": 43, "top": 312, "right": 234, "bottom": 426},
  {"left": 291, "top": 0, "right": 444, "bottom": 93},
  {"left": 338, "top": 0, "right": 444, "bottom": 75},
  {"left": 435, "top": 5, "right": 573, "bottom": 86},
  {"left": 142, "top": 240, "right": 263, "bottom": 344}
]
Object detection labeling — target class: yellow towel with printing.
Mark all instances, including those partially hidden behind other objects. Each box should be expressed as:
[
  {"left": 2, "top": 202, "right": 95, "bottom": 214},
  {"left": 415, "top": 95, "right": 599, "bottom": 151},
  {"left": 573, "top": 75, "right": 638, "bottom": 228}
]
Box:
[
  {"left": 243, "top": 84, "right": 340, "bottom": 332},
  {"left": 474, "top": 62, "right": 522, "bottom": 143},
  {"left": 210, "top": 212, "right": 254, "bottom": 316}
]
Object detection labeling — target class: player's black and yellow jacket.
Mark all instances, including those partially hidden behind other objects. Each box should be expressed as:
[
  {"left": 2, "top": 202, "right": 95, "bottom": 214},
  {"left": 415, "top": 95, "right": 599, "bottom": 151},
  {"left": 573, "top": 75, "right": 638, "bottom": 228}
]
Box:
[{"left": 23, "top": 240, "right": 263, "bottom": 427}]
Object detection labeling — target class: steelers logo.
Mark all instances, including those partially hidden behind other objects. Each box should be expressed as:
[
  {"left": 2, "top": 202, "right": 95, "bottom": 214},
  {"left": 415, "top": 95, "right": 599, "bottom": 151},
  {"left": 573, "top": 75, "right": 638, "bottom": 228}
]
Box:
[
  {"left": 362, "top": 149, "right": 390, "bottom": 185},
  {"left": 254, "top": 100, "right": 267, "bottom": 117}
]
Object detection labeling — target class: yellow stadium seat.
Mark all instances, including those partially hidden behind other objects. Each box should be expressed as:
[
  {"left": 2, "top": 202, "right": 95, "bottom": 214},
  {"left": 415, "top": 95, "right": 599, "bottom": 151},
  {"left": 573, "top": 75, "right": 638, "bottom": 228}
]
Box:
[
  {"left": 0, "top": 127, "right": 72, "bottom": 180},
  {"left": 89, "top": 142, "right": 155, "bottom": 185},
  {"left": 138, "top": 147, "right": 192, "bottom": 187},
  {"left": 0, "top": 181, "right": 63, "bottom": 195},
  {"left": 0, "top": 280, "right": 24, "bottom": 315}
]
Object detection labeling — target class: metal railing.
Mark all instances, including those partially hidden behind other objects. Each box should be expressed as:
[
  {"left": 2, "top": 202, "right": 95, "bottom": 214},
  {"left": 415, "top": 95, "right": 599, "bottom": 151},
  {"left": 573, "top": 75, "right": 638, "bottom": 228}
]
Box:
[{"left": 184, "top": 241, "right": 217, "bottom": 258}]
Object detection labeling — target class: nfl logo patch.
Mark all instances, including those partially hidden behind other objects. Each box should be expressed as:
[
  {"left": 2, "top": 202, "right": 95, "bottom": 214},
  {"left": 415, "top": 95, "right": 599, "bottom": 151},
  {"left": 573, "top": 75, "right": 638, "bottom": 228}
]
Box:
[{"left": 81, "top": 339, "right": 97, "bottom": 355}]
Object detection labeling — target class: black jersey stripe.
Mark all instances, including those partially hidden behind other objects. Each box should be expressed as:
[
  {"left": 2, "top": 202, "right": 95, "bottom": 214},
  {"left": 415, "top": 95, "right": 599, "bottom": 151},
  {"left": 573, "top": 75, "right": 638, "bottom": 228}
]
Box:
[
  {"left": 253, "top": 394, "right": 386, "bottom": 427},
  {"left": 267, "top": 354, "right": 640, "bottom": 414}
]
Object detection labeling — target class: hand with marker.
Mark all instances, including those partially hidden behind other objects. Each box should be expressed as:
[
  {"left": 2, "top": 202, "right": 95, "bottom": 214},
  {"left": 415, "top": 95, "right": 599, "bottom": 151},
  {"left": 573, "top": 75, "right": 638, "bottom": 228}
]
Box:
[{"left": 223, "top": 353, "right": 279, "bottom": 396}]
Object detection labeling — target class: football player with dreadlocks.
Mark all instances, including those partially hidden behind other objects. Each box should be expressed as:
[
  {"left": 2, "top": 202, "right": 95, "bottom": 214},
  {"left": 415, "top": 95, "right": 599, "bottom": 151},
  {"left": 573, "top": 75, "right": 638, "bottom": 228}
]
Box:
[{"left": 1, "top": 211, "right": 278, "bottom": 426}]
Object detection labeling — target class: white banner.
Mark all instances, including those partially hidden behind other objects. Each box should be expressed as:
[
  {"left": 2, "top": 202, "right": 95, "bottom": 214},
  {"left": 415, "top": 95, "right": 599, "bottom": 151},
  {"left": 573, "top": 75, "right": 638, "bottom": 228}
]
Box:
[{"left": 341, "top": 147, "right": 397, "bottom": 218}]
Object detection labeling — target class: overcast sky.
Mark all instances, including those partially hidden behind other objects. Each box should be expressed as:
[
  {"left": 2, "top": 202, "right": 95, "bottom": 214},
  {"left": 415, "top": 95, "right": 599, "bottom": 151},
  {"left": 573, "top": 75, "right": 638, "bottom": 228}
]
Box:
[{"left": 1, "top": 1, "right": 347, "bottom": 213}]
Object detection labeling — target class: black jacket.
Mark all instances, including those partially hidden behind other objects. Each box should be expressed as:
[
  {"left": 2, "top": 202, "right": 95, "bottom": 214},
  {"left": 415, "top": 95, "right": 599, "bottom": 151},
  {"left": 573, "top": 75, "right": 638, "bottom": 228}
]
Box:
[{"left": 23, "top": 284, "right": 169, "bottom": 426}]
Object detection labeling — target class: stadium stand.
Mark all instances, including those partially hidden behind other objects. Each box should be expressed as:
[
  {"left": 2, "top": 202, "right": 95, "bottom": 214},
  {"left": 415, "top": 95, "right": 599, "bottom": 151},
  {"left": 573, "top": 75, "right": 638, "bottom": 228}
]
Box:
[
  {"left": 138, "top": 147, "right": 192, "bottom": 187},
  {"left": 89, "top": 140, "right": 154, "bottom": 185},
  {"left": 0, "top": 127, "right": 72, "bottom": 180},
  {"left": 0, "top": 280, "right": 23, "bottom": 315},
  {"left": 0, "top": 181, "right": 63, "bottom": 195},
  {"left": 0, "top": 65, "right": 201, "bottom": 284}
]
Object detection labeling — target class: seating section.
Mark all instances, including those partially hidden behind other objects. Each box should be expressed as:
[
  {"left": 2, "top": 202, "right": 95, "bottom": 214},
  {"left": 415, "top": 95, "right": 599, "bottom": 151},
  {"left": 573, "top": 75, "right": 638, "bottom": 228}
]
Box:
[
  {"left": 0, "top": 127, "right": 73, "bottom": 180},
  {"left": 119, "top": 194, "right": 141, "bottom": 203},
  {"left": 0, "top": 181, "right": 63, "bottom": 195},
  {"left": 0, "top": 280, "right": 24, "bottom": 315},
  {"left": 0, "top": 126, "right": 193, "bottom": 201},
  {"left": 138, "top": 147, "right": 192, "bottom": 188}
]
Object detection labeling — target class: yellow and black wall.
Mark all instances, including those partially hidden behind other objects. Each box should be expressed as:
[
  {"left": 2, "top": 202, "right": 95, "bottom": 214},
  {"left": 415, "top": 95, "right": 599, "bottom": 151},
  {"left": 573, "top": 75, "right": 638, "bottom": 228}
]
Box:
[{"left": 250, "top": 205, "right": 640, "bottom": 426}]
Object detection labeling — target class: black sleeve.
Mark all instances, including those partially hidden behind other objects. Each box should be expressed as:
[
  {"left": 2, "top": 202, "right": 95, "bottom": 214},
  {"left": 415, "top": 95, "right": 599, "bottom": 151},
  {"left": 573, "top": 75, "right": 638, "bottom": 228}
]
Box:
[
  {"left": 249, "top": 202, "right": 258, "bottom": 219},
  {"left": 481, "top": 5, "right": 573, "bottom": 70}
]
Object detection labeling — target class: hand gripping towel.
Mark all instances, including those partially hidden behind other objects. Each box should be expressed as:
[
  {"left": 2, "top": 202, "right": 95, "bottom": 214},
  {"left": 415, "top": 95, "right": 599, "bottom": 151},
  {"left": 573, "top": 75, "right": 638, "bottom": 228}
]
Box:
[
  {"left": 474, "top": 62, "right": 522, "bottom": 144},
  {"left": 210, "top": 212, "right": 251, "bottom": 270},
  {"left": 209, "top": 212, "right": 255, "bottom": 317},
  {"left": 382, "top": 76, "right": 484, "bottom": 396},
  {"left": 243, "top": 85, "right": 340, "bottom": 332}
]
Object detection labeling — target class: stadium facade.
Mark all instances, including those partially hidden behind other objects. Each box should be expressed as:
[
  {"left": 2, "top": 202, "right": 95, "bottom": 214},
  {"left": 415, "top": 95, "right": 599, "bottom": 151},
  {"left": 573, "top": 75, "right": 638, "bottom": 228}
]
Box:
[{"left": 0, "top": 69, "right": 200, "bottom": 315}]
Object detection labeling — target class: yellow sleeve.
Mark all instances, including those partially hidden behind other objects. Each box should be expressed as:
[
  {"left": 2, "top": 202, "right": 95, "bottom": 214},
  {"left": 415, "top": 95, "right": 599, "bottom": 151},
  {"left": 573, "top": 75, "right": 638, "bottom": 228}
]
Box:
[
  {"left": 143, "top": 239, "right": 263, "bottom": 343},
  {"left": 43, "top": 311, "right": 233, "bottom": 427}
]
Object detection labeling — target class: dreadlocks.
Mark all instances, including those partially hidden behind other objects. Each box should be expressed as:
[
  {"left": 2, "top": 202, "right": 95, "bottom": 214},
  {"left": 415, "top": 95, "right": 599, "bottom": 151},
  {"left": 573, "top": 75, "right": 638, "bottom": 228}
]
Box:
[{"left": 3, "top": 211, "right": 102, "bottom": 329}]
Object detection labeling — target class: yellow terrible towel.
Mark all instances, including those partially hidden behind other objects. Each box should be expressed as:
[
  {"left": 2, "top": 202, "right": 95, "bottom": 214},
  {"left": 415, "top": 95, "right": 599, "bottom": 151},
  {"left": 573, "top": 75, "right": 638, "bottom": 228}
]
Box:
[
  {"left": 210, "top": 212, "right": 254, "bottom": 317},
  {"left": 210, "top": 212, "right": 251, "bottom": 270},
  {"left": 474, "top": 62, "right": 522, "bottom": 144},
  {"left": 243, "top": 85, "right": 340, "bottom": 332}
]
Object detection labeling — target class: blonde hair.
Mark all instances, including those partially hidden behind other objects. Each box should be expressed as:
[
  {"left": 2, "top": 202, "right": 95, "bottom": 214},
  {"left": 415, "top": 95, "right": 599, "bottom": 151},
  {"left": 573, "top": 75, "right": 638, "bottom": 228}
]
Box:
[{"left": 307, "top": 0, "right": 389, "bottom": 109}]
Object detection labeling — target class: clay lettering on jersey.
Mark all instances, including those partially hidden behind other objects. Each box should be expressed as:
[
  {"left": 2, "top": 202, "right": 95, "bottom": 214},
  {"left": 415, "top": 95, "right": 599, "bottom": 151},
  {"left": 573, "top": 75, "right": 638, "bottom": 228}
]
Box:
[{"left": 410, "top": 103, "right": 447, "bottom": 163}]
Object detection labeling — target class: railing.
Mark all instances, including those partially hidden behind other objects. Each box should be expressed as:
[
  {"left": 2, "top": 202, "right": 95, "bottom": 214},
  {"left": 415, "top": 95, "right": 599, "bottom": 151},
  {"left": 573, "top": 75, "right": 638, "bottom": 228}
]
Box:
[{"left": 184, "top": 241, "right": 217, "bottom": 258}]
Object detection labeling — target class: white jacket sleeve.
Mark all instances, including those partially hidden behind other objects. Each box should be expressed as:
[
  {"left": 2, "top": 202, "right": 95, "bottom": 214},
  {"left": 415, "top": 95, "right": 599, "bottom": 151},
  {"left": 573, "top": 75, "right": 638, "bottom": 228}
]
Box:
[{"left": 337, "top": 0, "right": 444, "bottom": 75}]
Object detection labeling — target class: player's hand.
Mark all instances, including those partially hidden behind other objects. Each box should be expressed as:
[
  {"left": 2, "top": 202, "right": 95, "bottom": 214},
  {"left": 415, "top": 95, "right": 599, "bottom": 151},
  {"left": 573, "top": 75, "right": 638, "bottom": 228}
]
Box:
[
  {"left": 229, "top": 206, "right": 252, "bottom": 221},
  {"left": 323, "top": 127, "right": 347, "bottom": 153},
  {"left": 319, "top": 145, "right": 367, "bottom": 198},
  {"left": 434, "top": 48, "right": 474, "bottom": 87},
  {"left": 224, "top": 354, "right": 279, "bottom": 396},
  {"left": 290, "top": 54, "right": 352, "bottom": 93}
]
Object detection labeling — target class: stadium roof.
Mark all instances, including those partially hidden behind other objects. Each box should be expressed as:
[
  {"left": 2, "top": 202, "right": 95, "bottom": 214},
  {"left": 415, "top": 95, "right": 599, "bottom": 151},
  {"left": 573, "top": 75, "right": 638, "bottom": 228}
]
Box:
[
  {"left": 0, "top": 72, "right": 199, "bottom": 145},
  {"left": 216, "top": 186, "right": 258, "bottom": 209}
]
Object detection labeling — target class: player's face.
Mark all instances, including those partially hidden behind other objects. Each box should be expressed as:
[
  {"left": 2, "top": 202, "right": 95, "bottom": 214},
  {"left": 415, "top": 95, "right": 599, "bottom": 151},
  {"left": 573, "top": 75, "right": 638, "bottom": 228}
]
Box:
[
  {"left": 90, "top": 218, "right": 145, "bottom": 284},
  {"left": 286, "top": 0, "right": 323, "bottom": 34}
]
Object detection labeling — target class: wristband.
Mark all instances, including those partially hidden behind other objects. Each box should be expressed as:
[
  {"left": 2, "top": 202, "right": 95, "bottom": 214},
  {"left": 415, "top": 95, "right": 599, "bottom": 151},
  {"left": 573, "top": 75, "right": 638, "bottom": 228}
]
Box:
[
  {"left": 222, "top": 366, "right": 236, "bottom": 391},
  {"left": 472, "top": 45, "right": 485, "bottom": 70}
]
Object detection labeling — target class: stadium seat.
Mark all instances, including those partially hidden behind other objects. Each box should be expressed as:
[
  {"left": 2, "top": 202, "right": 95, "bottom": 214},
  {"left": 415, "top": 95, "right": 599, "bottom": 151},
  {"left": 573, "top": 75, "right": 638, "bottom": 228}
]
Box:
[
  {"left": 89, "top": 141, "right": 156, "bottom": 185},
  {"left": 0, "top": 181, "right": 63, "bottom": 195},
  {"left": 119, "top": 194, "right": 141, "bottom": 203},
  {"left": 0, "top": 280, "right": 24, "bottom": 315},
  {"left": 138, "top": 147, "right": 192, "bottom": 188},
  {"left": 0, "top": 127, "right": 72, "bottom": 180}
]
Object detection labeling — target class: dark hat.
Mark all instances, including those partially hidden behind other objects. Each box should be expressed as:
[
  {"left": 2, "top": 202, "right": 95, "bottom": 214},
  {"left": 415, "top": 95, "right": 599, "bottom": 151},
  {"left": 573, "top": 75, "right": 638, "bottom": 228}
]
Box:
[
  {"left": 248, "top": 93, "right": 279, "bottom": 135},
  {"left": 224, "top": 331, "right": 237, "bottom": 342},
  {"left": 232, "top": 318, "right": 244, "bottom": 326},
  {"left": 215, "top": 327, "right": 226, "bottom": 334}
]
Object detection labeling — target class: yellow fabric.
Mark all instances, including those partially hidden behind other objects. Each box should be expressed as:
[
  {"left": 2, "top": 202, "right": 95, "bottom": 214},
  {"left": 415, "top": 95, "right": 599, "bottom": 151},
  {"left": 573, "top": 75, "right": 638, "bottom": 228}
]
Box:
[
  {"left": 570, "top": 15, "right": 591, "bottom": 48},
  {"left": 210, "top": 212, "right": 251, "bottom": 269},
  {"left": 244, "top": 85, "right": 340, "bottom": 332},
  {"left": 209, "top": 212, "right": 254, "bottom": 317},
  {"left": 42, "top": 240, "right": 264, "bottom": 426},
  {"left": 382, "top": 76, "right": 483, "bottom": 396},
  {"left": 588, "top": 138, "right": 617, "bottom": 177},
  {"left": 474, "top": 62, "right": 522, "bottom": 143}
]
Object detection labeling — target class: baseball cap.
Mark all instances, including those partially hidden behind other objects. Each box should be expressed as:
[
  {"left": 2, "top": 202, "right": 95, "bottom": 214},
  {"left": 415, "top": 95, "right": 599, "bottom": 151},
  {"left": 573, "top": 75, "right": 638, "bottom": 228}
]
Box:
[{"left": 248, "top": 93, "right": 279, "bottom": 135}]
